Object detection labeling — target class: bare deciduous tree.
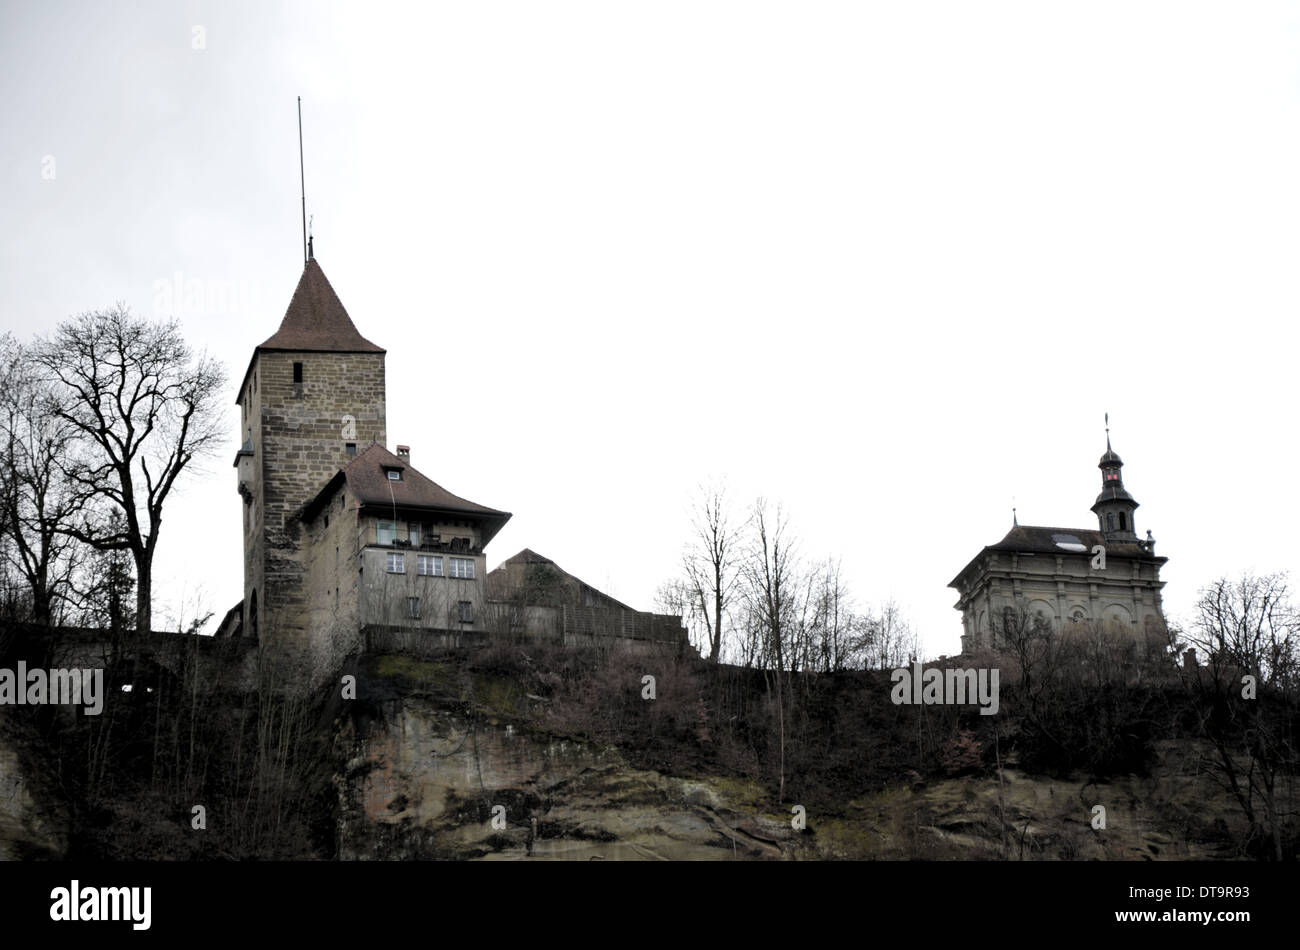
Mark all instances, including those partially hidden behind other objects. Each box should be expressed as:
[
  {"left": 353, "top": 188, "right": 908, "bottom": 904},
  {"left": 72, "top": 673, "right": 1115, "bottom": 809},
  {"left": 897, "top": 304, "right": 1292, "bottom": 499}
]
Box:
[
  {"left": 32, "top": 306, "right": 226, "bottom": 634},
  {"left": 0, "top": 333, "right": 90, "bottom": 624},
  {"left": 860, "top": 598, "right": 918, "bottom": 671},
  {"left": 1189, "top": 572, "right": 1299, "bottom": 690},
  {"left": 681, "top": 482, "right": 744, "bottom": 663},
  {"left": 1177, "top": 572, "right": 1299, "bottom": 860},
  {"left": 744, "top": 498, "right": 800, "bottom": 800}
]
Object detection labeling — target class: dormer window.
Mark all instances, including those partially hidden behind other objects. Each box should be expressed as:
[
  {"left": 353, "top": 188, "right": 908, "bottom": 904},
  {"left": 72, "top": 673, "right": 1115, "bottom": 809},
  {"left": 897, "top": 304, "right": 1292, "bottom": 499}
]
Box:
[{"left": 386, "top": 469, "right": 401, "bottom": 481}]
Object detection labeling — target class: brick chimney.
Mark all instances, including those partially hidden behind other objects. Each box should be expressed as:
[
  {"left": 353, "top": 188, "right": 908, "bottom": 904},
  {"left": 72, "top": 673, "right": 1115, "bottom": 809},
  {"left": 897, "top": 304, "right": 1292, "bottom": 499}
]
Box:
[{"left": 397, "top": 444, "right": 410, "bottom": 461}]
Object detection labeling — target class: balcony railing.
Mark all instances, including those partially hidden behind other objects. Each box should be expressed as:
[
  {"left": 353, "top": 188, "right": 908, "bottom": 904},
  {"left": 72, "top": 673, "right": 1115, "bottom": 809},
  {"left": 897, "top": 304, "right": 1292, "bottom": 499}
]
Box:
[{"left": 361, "top": 524, "right": 479, "bottom": 553}]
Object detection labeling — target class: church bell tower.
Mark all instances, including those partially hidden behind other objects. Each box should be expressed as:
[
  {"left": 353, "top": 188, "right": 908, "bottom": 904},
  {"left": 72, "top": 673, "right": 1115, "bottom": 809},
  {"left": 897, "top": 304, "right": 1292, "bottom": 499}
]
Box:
[{"left": 1090, "top": 416, "right": 1140, "bottom": 543}]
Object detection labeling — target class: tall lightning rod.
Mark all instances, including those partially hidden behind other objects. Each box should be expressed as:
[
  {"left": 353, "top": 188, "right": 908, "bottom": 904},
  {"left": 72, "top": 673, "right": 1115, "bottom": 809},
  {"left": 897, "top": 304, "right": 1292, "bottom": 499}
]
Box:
[{"left": 298, "top": 96, "right": 307, "bottom": 264}]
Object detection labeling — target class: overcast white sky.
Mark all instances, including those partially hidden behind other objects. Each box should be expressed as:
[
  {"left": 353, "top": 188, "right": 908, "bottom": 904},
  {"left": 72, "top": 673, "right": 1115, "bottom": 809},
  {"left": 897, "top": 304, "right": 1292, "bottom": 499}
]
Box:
[{"left": 2, "top": 1, "right": 1298, "bottom": 657}]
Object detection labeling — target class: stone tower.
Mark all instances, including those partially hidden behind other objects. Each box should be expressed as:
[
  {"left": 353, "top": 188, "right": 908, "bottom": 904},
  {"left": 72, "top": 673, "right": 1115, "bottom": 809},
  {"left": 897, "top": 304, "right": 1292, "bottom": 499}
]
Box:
[{"left": 234, "top": 248, "right": 386, "bottom": 652}]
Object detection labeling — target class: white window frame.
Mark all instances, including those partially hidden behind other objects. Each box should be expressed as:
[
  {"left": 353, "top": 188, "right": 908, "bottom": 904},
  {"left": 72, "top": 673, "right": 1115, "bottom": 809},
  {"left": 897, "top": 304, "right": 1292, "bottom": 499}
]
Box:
[
  {"left": 449, "top": 556, "right": 475, "bottom": 579},
  {"left": 418, "top": 555, "right": 442, "bottom": 577},
  {"left": 386, "top": 552, "right": 405, "bottom": 574}
]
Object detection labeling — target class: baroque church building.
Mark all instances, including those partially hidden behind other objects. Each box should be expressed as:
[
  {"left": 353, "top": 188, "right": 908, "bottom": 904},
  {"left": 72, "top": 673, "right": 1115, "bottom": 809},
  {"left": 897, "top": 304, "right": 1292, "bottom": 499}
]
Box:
[
  {"left": 219, "top": 246, "right": 684, "bottom": 668},
  {"left": 948, "top": 429, "right": 1168, "bottom": 655}
]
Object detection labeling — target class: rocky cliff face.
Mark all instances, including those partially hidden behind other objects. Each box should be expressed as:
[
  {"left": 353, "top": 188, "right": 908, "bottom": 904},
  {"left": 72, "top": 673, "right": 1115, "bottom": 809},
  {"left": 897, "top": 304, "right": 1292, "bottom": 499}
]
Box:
[
  {"left": 335, "top": 697, "right": 802, "bottom": 860},
  {"left": 332, "top": 664, "right": 1243, "bottom": 861},
  {"left": 0, "top": 725, "right": 66, "bottom": 860},
  {"left": 0, "top": 649, "right": 1257, "bottom": 861}
]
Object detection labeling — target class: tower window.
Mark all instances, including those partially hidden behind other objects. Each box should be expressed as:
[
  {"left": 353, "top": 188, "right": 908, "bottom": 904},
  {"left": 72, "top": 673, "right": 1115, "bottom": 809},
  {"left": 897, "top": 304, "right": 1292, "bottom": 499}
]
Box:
[
  {"left": 293, "top": 362, "right": 303, "bottom": 383},
  {"left": 345, "top": 443, "right": 357, "bottom": 456},
  {"left": 1118, "top": 512, "right": 1127, "bottom": 530},
  {"left": 1106, "top": 513, "right": 1115, "bottom": 532}
]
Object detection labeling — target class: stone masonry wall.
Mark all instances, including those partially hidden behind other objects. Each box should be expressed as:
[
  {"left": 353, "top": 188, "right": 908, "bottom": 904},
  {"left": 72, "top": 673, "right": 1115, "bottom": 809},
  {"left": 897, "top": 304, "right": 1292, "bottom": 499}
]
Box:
[
  {"left": 301, "top": 483, "right": 364, "bottom": 672},
  {"left": 956, "top": 550, "right": 1167, "bottom": 653},
  {"left": 247, "top": 350, "right": 386, "bottom": 655}
]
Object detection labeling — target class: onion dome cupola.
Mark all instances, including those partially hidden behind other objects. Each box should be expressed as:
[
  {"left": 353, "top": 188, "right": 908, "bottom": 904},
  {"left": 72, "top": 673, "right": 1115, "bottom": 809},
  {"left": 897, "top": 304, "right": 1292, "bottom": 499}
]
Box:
[{"left": 1090, "top": 414, "right": 1139, "bottom": 541}]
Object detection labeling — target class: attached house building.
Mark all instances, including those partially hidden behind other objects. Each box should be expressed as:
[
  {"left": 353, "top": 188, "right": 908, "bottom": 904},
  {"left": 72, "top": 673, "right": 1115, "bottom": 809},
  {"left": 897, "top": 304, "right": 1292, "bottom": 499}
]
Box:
[{"left": 300, "top": 443, "right": 511, "bottom": 641}]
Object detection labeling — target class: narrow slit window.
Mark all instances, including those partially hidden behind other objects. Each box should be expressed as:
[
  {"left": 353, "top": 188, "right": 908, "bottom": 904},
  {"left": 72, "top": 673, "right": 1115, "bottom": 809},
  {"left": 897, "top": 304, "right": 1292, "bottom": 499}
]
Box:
[{"left": 293, "top": 362, "right": 303, "bottom": 383}]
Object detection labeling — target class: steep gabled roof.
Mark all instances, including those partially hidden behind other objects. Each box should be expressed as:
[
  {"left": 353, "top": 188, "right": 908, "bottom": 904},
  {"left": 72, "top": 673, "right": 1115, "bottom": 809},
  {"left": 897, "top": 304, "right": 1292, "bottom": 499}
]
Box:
[
  {"left": 302, "top": 444, "right": 511, "bottom": 545},
  {"left": 258, "top": 259, "right": 384, "bottom": 353},
  {"left": 488, "top": 548, "right": 636, "bottom": 612},
  {"left": 237, "top": 258, "right": 383, "bottom": 401}
]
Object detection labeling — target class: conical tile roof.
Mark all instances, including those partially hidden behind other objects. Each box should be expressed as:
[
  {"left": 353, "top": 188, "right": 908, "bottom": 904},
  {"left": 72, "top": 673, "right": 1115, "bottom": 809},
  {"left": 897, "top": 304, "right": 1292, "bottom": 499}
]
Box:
[{"left": 257, "top": 259, "right": 384, "bottom": 353}]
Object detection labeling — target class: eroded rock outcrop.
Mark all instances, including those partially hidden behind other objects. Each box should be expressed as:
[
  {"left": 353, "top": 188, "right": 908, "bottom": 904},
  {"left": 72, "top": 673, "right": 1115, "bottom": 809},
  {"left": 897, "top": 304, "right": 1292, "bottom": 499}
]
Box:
[
  {"left": 0, "top": 727, "right": 66, "bottom": 860},
  {"left": 335, "top": 697, "right": 801, "bottom": 860}
]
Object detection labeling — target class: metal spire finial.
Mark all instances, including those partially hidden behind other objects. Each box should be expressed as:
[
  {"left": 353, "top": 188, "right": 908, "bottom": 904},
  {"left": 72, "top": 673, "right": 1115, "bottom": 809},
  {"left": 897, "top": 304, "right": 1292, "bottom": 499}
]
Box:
[{"left": 1105, "top": 412, "right": 1111, "bottom": 451}]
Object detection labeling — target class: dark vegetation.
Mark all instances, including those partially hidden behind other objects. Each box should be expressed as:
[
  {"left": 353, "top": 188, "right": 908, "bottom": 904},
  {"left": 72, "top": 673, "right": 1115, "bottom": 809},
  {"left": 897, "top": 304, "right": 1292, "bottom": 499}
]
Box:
[{"left": 2, "top": 612, "right": 1297, "bottom": 860}]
